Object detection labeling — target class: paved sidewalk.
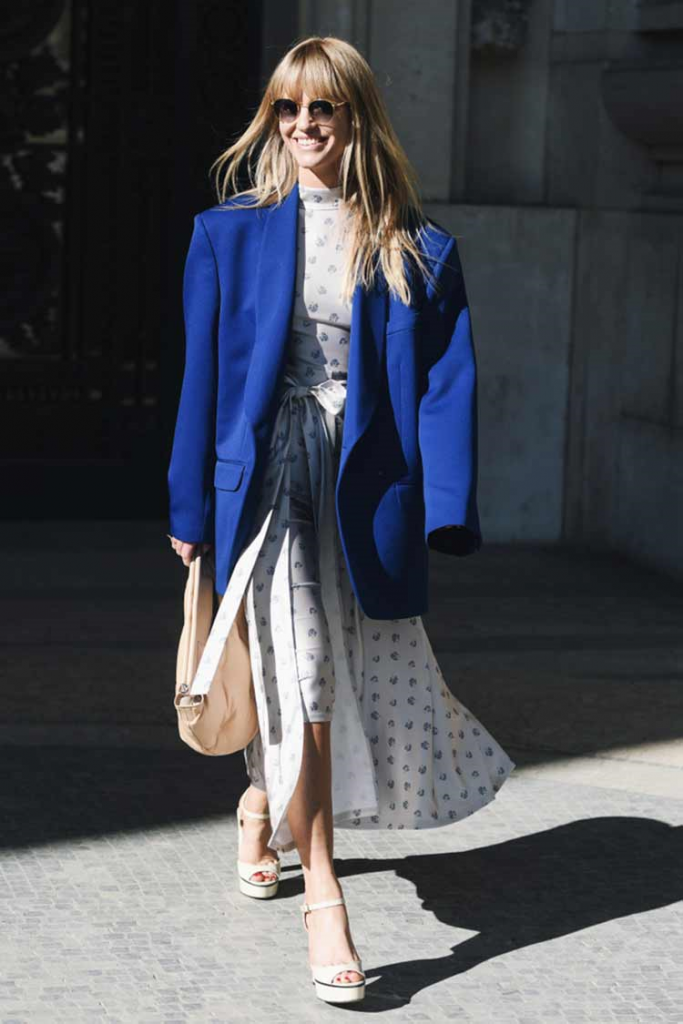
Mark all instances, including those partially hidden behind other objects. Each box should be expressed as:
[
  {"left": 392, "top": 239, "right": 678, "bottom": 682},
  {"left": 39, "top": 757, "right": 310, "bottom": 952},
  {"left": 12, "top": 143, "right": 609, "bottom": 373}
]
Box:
[
  {"left": 2, "top": 746, "right": 683, "bottom": 1023},
  {"left": 2, "top": 524, "right": 683, "bottom": 1021}
]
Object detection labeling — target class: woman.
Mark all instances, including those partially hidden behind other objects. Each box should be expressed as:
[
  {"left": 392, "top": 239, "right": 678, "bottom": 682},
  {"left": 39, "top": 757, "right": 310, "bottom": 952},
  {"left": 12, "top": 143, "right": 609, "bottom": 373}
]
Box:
[{"left": 168, "top": 35, "right": 516, "bottom": 1005}]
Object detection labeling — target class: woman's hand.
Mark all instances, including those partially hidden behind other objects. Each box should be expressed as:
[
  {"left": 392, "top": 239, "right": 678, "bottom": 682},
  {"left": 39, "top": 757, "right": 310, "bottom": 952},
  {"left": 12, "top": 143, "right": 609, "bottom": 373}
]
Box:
[{"left": 167, "top": 535, "right": 212, "bottom": 567}]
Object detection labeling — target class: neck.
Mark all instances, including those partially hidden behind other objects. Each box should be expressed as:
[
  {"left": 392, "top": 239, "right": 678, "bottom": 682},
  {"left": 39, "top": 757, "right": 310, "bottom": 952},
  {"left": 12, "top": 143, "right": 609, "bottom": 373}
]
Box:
[
  {"left": 298, "top": 171, "right": 342, "bottom": 189},
  {"left": 299, "top": 182, "right": 342, "bottom": 191}
]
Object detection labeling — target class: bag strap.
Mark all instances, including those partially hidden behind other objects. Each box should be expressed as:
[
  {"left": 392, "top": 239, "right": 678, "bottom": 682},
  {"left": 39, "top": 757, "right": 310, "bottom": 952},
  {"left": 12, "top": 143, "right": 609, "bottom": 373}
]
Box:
[
  {"left": 186, "top": 557, "right": 201, "bottom": 686},
  {"left": 189, "top": 473, "right": 285, "bottom": 697}
]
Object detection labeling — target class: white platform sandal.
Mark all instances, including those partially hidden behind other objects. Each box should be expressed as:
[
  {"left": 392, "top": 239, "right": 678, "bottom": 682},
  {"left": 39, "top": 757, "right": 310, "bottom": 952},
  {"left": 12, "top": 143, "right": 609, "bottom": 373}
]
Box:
[
  {"left": 301, "top": 896, "right": 366, "bottom": 1004},
  {"left": 236, "top": 789, "right": 281, "bottom": 899}
]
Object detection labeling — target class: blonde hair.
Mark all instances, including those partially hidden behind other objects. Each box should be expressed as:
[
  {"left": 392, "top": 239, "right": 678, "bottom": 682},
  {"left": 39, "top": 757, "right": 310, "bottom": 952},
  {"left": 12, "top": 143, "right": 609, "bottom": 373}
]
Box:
[{"left": 209, "top": 35, "right": 447, "bottom": 306}]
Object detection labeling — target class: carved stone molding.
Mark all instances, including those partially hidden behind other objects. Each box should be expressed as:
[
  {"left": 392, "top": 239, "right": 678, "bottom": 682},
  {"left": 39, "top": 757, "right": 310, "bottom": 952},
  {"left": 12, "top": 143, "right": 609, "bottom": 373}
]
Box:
[
  {"left": 601, "top": 58, "right": 683, "bottom": 202},
  {"left": 470, "top": 0, "right": 531, "bottom": 55}
]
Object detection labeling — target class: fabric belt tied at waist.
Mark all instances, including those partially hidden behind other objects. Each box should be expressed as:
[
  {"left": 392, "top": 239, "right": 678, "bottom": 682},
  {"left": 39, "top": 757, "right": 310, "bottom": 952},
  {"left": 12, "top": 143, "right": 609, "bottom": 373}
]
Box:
[
  {"left": 189, "top": 371, "right": 355, "bottom": 713},
  {"left": 275, "top": 371, "right": 356, "bottom": 727},
  {"left": 277, "top": 371, "right": 347, "bottom": 418}
]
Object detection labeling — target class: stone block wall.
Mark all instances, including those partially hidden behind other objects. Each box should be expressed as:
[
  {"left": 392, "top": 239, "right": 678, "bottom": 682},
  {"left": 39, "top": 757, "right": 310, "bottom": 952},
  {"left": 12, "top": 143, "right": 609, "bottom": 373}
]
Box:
[{"left": 261, "top": 0, "right": 683, "bottom": 578}]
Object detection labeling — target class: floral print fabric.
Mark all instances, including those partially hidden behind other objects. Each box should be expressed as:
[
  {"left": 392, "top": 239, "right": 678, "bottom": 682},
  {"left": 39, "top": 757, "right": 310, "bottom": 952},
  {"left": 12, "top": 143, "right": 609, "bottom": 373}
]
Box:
[{"left": 220, "top": 183, "right": 517, "bottom": 852}]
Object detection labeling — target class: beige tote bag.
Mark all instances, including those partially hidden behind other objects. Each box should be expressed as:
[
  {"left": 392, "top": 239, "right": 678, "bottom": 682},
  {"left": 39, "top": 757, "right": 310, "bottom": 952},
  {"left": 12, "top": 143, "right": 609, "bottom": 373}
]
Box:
[{"left": 174, "top": 551, "right": 258, "bottom": 755}]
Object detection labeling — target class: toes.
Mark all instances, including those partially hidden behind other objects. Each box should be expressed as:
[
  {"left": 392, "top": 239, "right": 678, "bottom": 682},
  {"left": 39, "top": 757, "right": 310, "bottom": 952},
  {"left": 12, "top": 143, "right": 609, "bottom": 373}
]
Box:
[
  {"left": 250, "top": 869, "right": 277, "bottom": 883},
  {"left": 333, "top": 971, "right": 362, "bottom": 985}
]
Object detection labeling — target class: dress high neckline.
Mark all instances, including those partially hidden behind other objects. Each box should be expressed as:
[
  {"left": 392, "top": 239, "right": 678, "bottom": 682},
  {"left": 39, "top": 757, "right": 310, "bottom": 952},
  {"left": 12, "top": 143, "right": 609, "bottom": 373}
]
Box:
[{"left": 298, "top": 182, "right": 343, "bottom": 209}]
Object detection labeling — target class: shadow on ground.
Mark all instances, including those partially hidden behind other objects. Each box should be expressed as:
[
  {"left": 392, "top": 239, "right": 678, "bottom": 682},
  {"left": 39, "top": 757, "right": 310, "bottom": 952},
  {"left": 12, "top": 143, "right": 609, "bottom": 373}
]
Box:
[
  {"left": 333, "top": 819, "right": 683, "bottom": 1010},
  {"left": 2, "top": 747, "right": 681, "bottom": 1012}
]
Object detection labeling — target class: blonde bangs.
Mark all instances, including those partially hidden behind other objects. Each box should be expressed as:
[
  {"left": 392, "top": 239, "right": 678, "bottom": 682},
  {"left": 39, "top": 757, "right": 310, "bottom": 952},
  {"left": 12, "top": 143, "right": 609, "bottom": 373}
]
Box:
[{"left": 270, "top": 48, "right": 347, "bottom": 107}]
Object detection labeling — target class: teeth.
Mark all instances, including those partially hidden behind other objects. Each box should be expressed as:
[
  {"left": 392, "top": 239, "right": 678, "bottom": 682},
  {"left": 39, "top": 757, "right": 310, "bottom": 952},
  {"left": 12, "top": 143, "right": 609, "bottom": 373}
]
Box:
[{"left": 297, "top": 138, "right": 323, "bottom": 147}]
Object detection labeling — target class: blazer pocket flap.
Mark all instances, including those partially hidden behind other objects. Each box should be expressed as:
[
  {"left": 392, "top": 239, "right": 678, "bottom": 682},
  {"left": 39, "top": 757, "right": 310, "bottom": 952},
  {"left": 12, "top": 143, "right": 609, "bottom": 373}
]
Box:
[{"left": 214, "top": 460, "right": 245, "bottom": 491}]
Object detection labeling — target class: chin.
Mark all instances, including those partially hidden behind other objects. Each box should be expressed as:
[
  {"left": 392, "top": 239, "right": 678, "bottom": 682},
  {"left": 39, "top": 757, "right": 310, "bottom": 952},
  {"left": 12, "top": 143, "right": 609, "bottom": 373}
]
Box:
[{"left": 289, "top": 145, "right": 330, "bottom": 165}]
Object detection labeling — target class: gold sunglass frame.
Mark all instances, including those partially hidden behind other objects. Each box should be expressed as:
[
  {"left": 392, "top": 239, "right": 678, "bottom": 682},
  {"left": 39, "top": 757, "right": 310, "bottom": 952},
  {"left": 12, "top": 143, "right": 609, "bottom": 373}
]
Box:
[{"left": 270, "top": 98, "right": 349, "bottom": 122}]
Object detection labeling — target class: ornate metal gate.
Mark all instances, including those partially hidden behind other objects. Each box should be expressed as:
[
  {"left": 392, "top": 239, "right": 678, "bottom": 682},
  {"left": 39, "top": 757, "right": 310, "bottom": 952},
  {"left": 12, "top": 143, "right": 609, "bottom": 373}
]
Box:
[{"left": 0, "top": 0, "right": 261, "bottom": 518}]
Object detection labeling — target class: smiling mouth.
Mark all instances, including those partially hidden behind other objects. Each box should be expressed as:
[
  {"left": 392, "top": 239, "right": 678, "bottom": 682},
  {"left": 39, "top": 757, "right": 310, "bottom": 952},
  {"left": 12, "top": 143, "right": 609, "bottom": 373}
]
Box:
[{"left": 295, "top": 137, "right": 326, "bottom": 147}]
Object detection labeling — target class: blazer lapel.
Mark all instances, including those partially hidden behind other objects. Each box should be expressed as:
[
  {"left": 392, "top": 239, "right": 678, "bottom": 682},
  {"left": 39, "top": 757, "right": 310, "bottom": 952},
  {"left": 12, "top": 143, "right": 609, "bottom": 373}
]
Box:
[
  {"left": 245, "top": 184, "right": 300, "bottom": 429},
  {"left": 342, "top": 272, "right": 387, "bottom": 464},
  {"left": 245, "top": 180, "right": 388, "bottom": 458}
]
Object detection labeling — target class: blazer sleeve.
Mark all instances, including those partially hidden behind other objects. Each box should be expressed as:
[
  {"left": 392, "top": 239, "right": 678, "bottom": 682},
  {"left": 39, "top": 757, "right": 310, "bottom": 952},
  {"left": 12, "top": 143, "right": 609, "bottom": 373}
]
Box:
[
  {"left": 167, "top": 214, "right": 219, "bottom": 545},
  {"left": 417, "top": 233, "right": 482, "bottom": 556}
]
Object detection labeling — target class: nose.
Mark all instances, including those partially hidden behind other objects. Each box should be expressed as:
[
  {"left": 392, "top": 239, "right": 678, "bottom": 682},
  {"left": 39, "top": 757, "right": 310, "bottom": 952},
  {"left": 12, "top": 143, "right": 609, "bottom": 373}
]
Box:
[{"left": 295, "top": 105, "right": 316, "bottom": 130}]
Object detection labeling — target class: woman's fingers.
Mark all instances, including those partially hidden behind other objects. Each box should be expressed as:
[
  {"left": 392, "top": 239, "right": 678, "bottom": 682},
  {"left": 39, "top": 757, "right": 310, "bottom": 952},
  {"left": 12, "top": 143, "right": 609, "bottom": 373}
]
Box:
[
  {"left": 178, "top": 542, "right": 196, "bottom": 567},
  {"left": 166, "top": 535, "right": 195, "bottom": 565},
  {"left": 166, "top": 535, "right": 213, "bottom": 567}
]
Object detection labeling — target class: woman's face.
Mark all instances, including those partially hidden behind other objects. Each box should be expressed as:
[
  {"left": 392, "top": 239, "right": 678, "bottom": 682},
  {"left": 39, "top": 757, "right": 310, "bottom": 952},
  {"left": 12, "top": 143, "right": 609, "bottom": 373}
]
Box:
[{"left": 278, "top": 89, "right": 352, "bottom": 188}]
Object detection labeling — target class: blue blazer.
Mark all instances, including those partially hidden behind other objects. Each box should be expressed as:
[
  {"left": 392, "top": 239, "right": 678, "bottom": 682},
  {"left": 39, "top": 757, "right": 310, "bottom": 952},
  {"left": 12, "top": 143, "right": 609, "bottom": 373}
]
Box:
[{"left": 167, "top": 181, "right": 481, "bottom": 619}]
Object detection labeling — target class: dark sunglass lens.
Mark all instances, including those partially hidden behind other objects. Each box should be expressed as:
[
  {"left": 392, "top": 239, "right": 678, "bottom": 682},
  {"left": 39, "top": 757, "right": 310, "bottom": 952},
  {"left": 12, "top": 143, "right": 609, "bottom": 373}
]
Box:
[
  {"left": 310, "top": 100, "right": 335, "bottom": 122},
  {"left": 274, "top": 99, "right": 298, "bottom": 120}
]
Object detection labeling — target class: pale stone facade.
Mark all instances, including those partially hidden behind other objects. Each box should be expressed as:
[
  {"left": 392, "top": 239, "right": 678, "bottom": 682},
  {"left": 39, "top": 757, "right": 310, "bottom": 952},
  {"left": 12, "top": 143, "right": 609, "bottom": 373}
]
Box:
[{"left": 262, "top": 0, "right": 683, "bottom": 578}]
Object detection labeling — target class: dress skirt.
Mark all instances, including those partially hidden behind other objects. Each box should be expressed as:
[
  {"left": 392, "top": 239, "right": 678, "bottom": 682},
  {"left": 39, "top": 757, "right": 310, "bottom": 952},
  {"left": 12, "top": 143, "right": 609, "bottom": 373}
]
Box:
[{"left": 211, "top": 368, "right": 516, "bottom": 853}]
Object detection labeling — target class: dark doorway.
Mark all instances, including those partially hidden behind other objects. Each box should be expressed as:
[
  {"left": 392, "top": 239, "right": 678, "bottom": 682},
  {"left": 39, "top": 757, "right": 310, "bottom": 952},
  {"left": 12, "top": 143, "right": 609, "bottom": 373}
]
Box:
[{"left": 0, "top": 0, "right": 262, "bottom": 519}]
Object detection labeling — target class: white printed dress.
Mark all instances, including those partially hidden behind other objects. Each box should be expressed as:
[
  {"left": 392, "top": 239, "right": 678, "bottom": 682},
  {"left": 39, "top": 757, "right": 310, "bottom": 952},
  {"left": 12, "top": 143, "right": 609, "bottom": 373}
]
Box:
[{"left": 198, "top": 182, "right": 516, "bottom": 853}]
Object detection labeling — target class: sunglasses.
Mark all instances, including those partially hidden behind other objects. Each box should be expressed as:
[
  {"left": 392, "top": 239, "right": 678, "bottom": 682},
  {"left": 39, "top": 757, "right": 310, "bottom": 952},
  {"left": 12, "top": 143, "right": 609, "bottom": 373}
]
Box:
[{"left": 271, "top": 98, "right": 349, "bottom": 125}]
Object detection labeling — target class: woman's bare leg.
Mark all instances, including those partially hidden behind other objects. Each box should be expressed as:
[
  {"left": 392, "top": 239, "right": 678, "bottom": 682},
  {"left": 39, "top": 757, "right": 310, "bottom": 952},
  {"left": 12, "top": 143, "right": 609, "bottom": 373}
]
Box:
[
  {"left": 287, "top": 721, "right": 362, "bottom": 984},
  {"left": 238, "top": 784, "right": 279, "bottom": 882}
]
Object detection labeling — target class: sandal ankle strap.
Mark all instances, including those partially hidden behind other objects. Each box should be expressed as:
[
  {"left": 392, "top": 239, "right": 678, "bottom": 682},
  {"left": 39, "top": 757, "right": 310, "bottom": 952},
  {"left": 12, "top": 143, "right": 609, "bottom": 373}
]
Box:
[
  {"left": 238, "top": 791, "right": 271, "bottom": 821},
  {"left": 301, "top": 896, "right": 346, "bottom": 915}
]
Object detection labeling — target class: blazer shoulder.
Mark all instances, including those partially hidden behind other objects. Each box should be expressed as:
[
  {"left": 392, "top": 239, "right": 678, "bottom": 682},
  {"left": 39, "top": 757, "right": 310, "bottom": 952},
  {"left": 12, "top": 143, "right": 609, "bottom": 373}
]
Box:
[
  {"left": 395, "top": 217, "right": 461, "bottom": 310},
  {"left": 193, "top": 196, "right": 269, "bottom": 250},
  {"left": 197, "top": 194, "right": 268, "bottom": 223},
  {"left": 420, "top": 217, "right": 459, "bottom": 263},
  {"left": 421, "top": 218, "right": 467, "bottom": 296}
]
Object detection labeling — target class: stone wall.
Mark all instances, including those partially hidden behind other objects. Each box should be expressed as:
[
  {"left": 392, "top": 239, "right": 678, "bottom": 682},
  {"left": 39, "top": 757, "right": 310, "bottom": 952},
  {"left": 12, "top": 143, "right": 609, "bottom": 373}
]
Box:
[{"left": 262, "top": 0, "right": 683, "bottom": 578}]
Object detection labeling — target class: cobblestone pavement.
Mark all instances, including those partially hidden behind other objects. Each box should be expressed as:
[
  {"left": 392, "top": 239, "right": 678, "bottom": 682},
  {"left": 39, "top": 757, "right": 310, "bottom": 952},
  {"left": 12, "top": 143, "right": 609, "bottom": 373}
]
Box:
[
  {"left": 2, "top": 526, "right": 683, "bottom": 1021},
  {"left": 2, "top": 746, "right": 682, "bottom": 1023}
]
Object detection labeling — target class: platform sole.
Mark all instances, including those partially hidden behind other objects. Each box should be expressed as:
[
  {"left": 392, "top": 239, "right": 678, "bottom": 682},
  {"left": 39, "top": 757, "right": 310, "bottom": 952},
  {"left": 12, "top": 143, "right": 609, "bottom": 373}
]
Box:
[
  {"left": 313, "top": 978, "right": 366, "bottom": 1004},
  {"left": 238, "top": 875, "right": 279, "bottom": 899}
]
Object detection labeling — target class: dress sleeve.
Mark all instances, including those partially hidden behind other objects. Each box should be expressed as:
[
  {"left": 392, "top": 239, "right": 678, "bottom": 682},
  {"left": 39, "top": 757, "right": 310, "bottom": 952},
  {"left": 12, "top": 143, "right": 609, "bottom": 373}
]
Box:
[
  {"left": 417, "top": 234, "right": 482, "bottom": 556},
  {"left": 167, "top": 214, "right": 219, "bottom": 544}
]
